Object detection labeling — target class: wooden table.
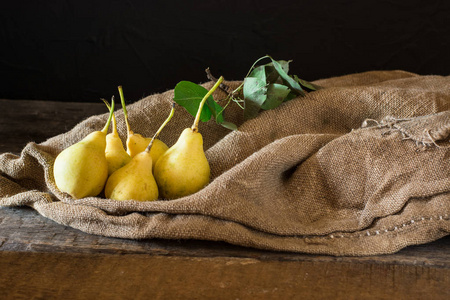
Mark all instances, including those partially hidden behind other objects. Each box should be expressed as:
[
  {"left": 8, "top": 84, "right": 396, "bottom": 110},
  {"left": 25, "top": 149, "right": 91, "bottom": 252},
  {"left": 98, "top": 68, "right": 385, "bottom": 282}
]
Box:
[{"left": 1, "top": 99, "right": 449, "bottom": 299}]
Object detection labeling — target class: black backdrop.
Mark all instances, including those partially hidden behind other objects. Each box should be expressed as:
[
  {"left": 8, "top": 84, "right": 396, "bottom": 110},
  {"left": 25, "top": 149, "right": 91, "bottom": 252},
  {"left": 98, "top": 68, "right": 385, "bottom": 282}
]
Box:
[{"left": 1, "top": 0, "right": 449, "bottom": 103}]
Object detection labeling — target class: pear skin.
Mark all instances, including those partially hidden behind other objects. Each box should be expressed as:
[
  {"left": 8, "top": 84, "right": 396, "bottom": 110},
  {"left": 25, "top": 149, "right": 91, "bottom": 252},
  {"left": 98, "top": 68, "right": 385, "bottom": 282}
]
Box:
[
  {"left": 54, "top": 99, "right": 114, "bottom": 199},
  {"left": 106, "top": 132, "right": 131, "bottom": 175},
  {"left": 154, "top": 128, "right": 210, "bottom": 199},
  {"left": 127, "top": 133, "right": 168, "bottom": 167},
  {"left": 105, "top": 151, "right": 158, "bottom": 201},
  {"left": 54, "top": 131, "right": 109, "bottom": 199},
  {"left": 104, "top": 99, "right": 131, "bottom": 175}
]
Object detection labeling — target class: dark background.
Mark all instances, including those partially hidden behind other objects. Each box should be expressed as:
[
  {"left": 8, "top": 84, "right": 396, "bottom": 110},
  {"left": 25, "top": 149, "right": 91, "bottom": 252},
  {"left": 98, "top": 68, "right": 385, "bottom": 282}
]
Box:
[{"left": 1, "top": 0, "right": 449, "bottom": 103}]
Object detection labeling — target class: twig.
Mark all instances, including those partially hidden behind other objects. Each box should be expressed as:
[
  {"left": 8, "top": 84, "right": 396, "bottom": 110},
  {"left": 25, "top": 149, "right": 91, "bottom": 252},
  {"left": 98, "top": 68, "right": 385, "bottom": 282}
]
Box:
[{"left": 205, "top": 68, "right": 233, "bottom": 94}]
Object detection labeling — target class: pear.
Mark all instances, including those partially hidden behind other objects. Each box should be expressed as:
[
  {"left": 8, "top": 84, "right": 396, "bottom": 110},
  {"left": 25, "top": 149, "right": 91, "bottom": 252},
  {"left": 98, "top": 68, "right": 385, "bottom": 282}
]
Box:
[
  {"left": 154, "top": 77, "right": 224, "bottom": 199},
  {"left": 105, "top": 104, "right": 175, "bottom": 201},
  {"left": 154, "top": 128, "right": 210, "bottom": 199},
  {"left": 104, "top": 150, "right": 159, "bottom": 201},
  {"left": 102, "top": 97, "right": 131, "bottom": 175},
  {"left": 118, "top": 86, "right": 169, "bottom": 168},
  {"left": 53, "top": 99, "right": 115, "bottom": 199}
]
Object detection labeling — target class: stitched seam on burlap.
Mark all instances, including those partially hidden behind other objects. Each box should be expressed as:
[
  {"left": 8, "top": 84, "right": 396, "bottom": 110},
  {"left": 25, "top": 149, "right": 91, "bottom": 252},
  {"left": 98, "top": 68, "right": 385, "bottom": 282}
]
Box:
[{"left": 323, "top": 214, "right": 449, "bottom": 240}]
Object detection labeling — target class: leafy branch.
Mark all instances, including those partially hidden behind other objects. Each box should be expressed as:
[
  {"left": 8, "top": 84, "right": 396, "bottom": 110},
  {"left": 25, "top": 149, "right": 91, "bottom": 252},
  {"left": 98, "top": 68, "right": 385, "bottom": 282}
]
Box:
[{"left": 173, "top": 55, "right": 322, "bottom": 130}]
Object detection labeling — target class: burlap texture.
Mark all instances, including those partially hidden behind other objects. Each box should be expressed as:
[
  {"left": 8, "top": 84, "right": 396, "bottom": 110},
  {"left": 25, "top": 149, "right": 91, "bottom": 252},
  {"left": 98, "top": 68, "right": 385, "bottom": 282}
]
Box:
[{"left": 1, "top": 70, "right": 449, "bottom": 256}]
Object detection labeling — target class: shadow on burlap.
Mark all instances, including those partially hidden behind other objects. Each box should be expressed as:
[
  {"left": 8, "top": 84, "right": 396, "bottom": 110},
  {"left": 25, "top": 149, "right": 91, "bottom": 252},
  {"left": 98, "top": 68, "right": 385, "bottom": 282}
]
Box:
[{"left": 1, "top": 70, "right": 449, "bottom": 256}]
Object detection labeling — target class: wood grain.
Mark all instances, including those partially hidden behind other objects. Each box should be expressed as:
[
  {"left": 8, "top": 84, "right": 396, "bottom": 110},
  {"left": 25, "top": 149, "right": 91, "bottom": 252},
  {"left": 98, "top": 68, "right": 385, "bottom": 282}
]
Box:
[
  {"left": 1, "top": 251, "right": 448, "bottom": 300},
  {"left": 0, "top": 99, "right": 106, "bottom": 154},
  {"left": 1, "top": 206, "right": 449, "bottom": 267},
  {"left": 0, "top": 98, "right": 449, "bottom": 299}
]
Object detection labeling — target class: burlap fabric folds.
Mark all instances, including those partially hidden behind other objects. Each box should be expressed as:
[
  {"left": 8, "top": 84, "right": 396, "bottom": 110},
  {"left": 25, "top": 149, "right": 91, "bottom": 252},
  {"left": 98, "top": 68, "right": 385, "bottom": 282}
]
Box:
[{"left": 1, "top": 70, "right": 449, "bottom": 256}]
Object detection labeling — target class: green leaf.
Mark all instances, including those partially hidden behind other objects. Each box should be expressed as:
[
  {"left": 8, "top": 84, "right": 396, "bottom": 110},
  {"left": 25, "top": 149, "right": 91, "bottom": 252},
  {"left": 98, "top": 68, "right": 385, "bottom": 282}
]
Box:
[
  {"left": 174, "top": 80, "right": 233, "bottom": 127},
  {"left": 220, "top": 121, "right": 238, "bottom": 131},
  {"left": 173, "top": 81, "right": 213, "bottom": 122},
  {"left": 244, "top": 100, "right": 262, "bottom": 120},
  {"left": 261, "top": 83, "right": 291, "bottom": 110},
  {"left": 207, "top": 100, "right": 237, "bottom": 130},
  {"left": 285, "top": 91, "right": 298, "bottom": 101},
  {"left": 207, "top": 98, "right": 224, "bottom": 124},
  {"left": 269, "top": 57, "right": 305, "bottom": 96},
  {"left": 265, "top": 60, "right": 290, "bottom": 83},
  {"left": 243, "top": 77, "right": 267, "bottom": 119},
  {"left": 243, "top": 77, "right": 267, "bottom": 105},
  {"left": 294, "top": 75, "right": 322, "bottom": 91},
  {"left": 249, "top": 65, "right": 267, "bottom": 82}
]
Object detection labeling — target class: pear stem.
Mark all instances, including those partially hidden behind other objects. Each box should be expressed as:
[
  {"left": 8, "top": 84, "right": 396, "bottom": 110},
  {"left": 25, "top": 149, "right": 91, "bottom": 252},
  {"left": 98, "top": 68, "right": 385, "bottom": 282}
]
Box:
[
  {"left": 191, "top": 76, "right": 224, "bottom": 132},
  {"left": 101, "top": 96, "right": 115, "bottom": 134},
  {"left": 102, "top": 96, "right": 119, "bottom": 136},
  {"left": 145, "top": 102, "right": 176, "bottom": 153},
  {"left": 112, "top": 111, "right": 118, "bottom": 136},
  {"left": 118, "top": 85, "right": 132, "bottom": 135}
]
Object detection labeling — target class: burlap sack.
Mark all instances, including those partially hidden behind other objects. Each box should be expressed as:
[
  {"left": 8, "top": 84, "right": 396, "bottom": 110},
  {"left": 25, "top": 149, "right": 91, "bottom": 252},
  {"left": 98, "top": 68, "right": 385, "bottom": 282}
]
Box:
[{"left": 1, "top": 70, "right": 449, "bottom": 256}]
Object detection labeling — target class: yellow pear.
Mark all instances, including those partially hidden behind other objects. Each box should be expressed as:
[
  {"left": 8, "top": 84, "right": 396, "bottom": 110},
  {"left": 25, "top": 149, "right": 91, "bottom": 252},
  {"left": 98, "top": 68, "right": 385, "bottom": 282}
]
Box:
[
  {"left": 104, "top": 104, "right": 175, "bottom": 201},
  {"left": 118, "top": 85, "right": 169, "bottom": 168},
  {"left": 53, "top": 99, "right": 114, "bottom": 199},
  {"left": 154, "top": 128, "right": 210, "bottom": 199},
  {"left": 104, "top": 150, "right": 158, "bottom": 201},
  {"left": 103, "top": 97, "right": 131, "bottom": 175},
  {"left": 154, "top": 77, "right": 223, "bottom": 199}
]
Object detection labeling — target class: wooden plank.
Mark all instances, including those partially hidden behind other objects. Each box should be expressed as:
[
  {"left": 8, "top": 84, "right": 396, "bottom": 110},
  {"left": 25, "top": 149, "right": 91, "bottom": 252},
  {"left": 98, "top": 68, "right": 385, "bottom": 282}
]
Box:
[
  {"left": 1, "top": 251, "right": 449, "bottom": 300},
  {"left": 1, "top": 206, "right": 449, "bottom": 267},
  {"left": 0, "top": 99, "right": 106, "bottom": 154}
]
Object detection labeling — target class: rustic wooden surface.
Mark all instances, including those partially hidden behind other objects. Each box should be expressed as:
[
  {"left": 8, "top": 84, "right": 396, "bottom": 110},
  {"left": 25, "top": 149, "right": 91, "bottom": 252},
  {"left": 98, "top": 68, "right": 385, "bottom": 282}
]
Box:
[{"left": 0, "top": 98, "right": 449, "bottom": 299}]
